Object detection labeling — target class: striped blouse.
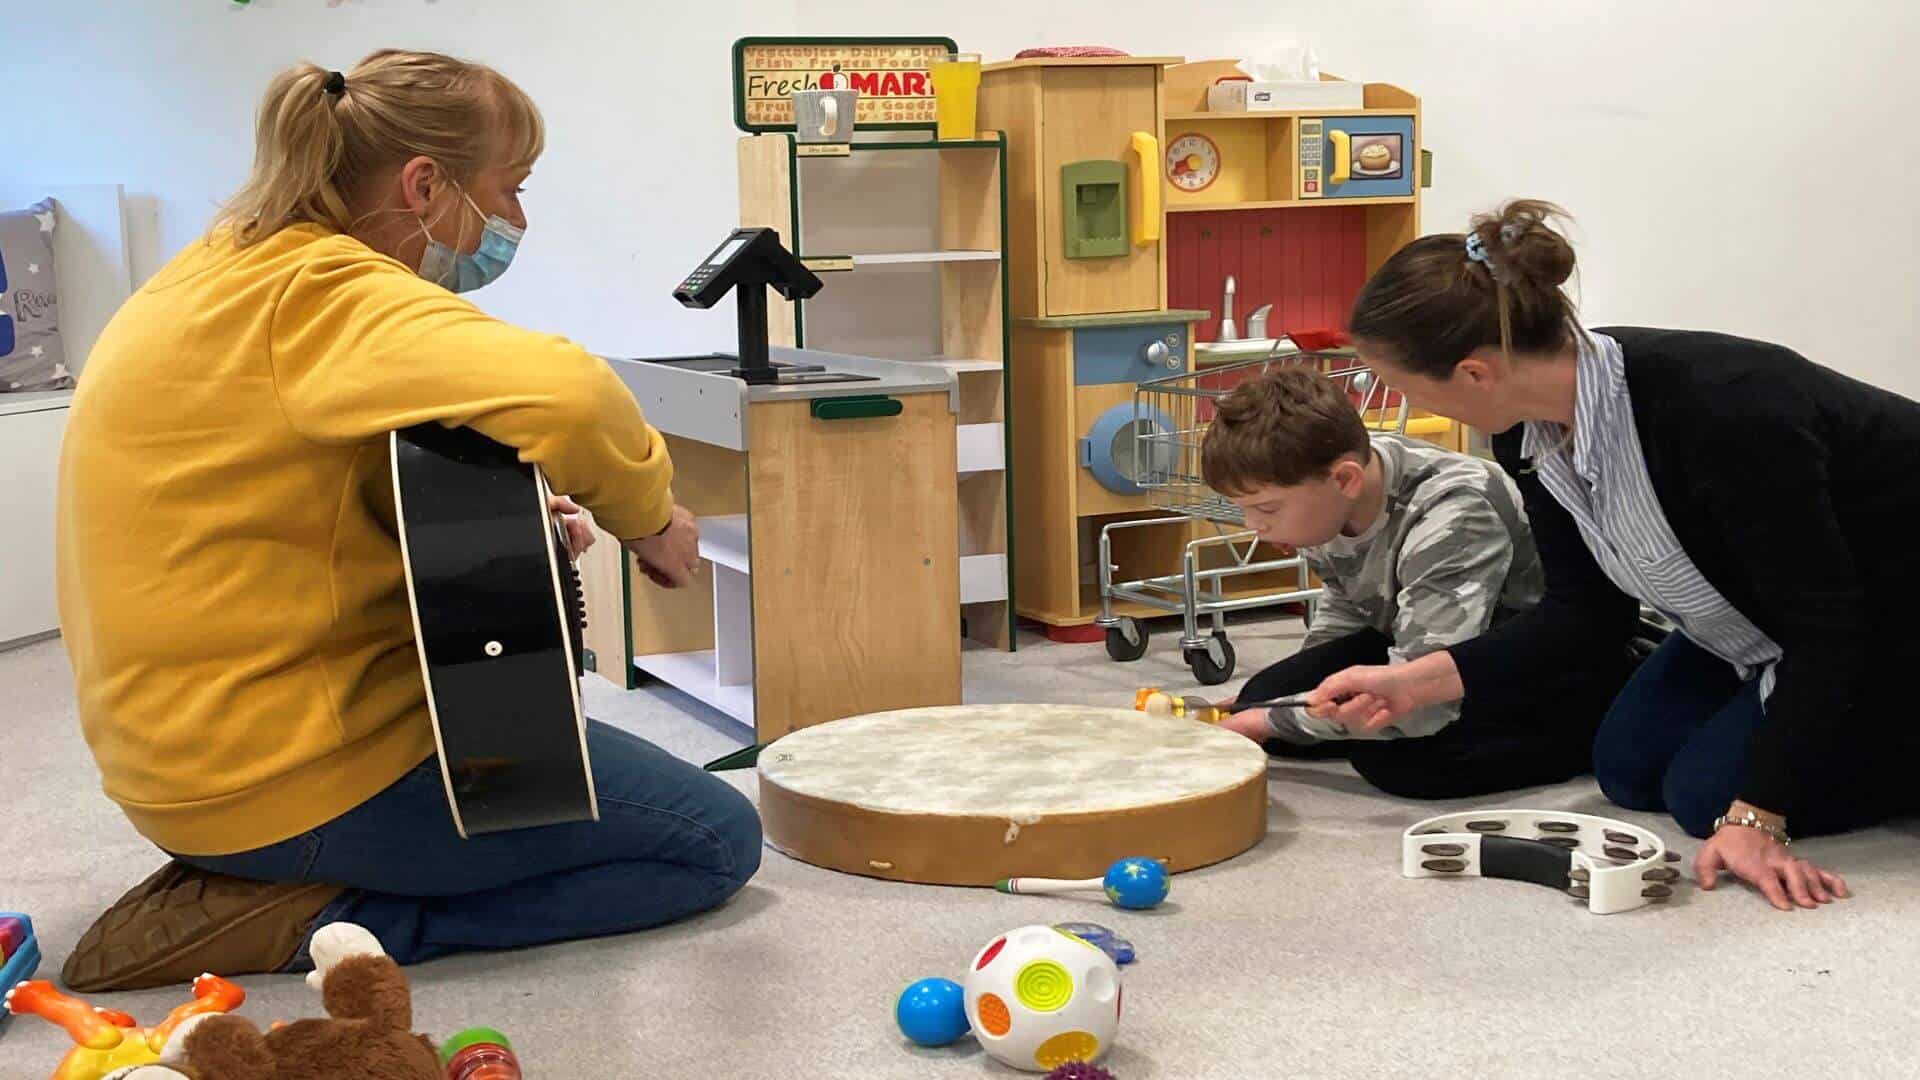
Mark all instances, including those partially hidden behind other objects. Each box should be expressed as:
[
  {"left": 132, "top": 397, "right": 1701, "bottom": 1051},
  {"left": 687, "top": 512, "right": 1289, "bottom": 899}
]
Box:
[{"left": 1520, "top": 330, "right": 1781, "bottom": 694}]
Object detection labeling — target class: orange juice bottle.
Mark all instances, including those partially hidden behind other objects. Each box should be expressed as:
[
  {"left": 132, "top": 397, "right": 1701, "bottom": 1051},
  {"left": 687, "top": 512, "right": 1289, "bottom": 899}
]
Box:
[{"left": 929, "top": 53, "right": 982, "bottom": 140}]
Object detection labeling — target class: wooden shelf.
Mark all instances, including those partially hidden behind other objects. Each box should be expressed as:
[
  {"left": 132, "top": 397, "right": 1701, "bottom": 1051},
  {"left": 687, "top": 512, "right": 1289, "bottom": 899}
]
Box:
[
  {"left": 801, "top": 250, "right": 1001, "bottom": 271},
  {"left": 634, "top": 651, "right": 755, "bottom": 726},
  {"left": 1164, "top": 108, "right": 1415, "bottom": 122},
  {"left": 742, "top": 127, "right": 1015, "bottom": 652},
  {"left": 697, "top": 514, "right": 750, "bottom": 575},
  {"left": 856, "top": 250, "right": 1000, "bottom": 265},
  {"left": 1167, "top": 196, "right": 1418, "bottom": 214}
]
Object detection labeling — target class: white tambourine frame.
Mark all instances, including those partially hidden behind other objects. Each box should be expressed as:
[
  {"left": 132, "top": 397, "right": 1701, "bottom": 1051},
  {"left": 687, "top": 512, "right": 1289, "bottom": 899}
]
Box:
[{"left": 1401, "top": 808, "right": 1681, "bottom": 915}]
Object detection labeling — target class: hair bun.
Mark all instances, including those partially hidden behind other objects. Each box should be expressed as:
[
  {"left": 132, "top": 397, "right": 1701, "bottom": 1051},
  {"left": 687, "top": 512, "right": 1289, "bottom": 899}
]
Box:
[{"left": 1475, "top": 199, "right": 1575, "bottom": 288}]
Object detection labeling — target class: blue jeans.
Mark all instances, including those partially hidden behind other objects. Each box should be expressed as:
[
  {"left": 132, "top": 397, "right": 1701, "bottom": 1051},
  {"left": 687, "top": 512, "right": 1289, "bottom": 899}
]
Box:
[
  {"left": 176, "top": 720, "right": 763, "bottom": 968},
  {"left": 1593, "top": 633, "right": 1902, "bottom": 839}
]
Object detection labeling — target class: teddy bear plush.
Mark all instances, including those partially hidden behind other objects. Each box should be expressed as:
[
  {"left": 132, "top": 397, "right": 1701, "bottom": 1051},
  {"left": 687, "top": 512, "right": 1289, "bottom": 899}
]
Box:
[{"left": 107, "top": 923, "right": 441, "bottom": 1080}]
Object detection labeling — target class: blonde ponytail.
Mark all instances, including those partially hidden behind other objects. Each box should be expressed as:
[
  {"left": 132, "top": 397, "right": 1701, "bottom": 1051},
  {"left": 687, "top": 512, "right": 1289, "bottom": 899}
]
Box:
[{"left": 214, "top": 50, "right": 545, "bottom": 247}]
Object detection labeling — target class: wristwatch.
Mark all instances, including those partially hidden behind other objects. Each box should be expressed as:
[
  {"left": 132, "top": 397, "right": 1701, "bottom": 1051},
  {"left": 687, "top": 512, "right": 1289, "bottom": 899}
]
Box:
[{"left": 1713, "top": 807, "right": 1792, "bottom": 847}]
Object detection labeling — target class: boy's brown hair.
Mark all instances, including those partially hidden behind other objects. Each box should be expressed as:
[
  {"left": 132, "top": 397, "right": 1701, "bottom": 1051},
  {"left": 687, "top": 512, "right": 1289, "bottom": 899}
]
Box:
[{"left": 1201, "top": 368, "right": 1370, "bottom": 495}]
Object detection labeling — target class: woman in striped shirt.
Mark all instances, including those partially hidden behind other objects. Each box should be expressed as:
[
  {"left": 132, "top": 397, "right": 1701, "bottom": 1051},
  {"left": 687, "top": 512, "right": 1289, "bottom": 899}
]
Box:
[{"left": 1305, "top": 200, "right": 1920, "bottom": 913}]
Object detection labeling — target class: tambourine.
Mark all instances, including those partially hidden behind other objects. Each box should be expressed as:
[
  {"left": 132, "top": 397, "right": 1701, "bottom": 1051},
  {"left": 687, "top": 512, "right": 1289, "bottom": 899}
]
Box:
[{"left": 1402, "top": 809, "right": 1684, "bottom": 914}]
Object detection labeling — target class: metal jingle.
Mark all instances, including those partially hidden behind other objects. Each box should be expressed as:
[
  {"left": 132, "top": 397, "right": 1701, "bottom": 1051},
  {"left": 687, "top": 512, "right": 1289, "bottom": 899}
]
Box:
[
  {"left": 1422, "top": 858, "right": 1468, "bottom": 873},
  {"left": 1421, "top": 843, "right": 1468, "bottom": 857},
  {"left": 1537, "top": 821, "right": 1580, "bottom": 834},
  {"left": 1416, "top": 828, "right": 1449, "bottom": 835},
  {"left": 1665, "top": 850, "right": 1683, "bottom": 862},
  {"left": 1604, "top": 830, "right": 1640, "bottom": 845},
  {"left": 1642, "top": 884, "right": 1675, "bottom": 901},
  {"left": 1639, "top": 847, "right": 1657, "bottom": 859},
  {"left": 1568, "top": 885, "right": 1591, "bottom": 900},
  {"left": 1643, "top": 867, "right": 1681, "bottom": 883},
  {"left": 1604, "top": 845, "right": 1642, "bottom": 861},
  {"left": 1466, "top": 820, "right": 1507, "bottom": 832},
  {"left": 1539, "top": 836, "right": 1580, "bottom": 850},
  {"left": 1569, "top": 867, "right": 1591, "bottom": 883}
]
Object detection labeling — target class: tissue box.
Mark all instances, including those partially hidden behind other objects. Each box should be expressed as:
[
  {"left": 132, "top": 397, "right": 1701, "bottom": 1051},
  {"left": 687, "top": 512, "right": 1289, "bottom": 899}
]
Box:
[{"left": 1208, "top": 79, "right": 1365, "bottom": 112}]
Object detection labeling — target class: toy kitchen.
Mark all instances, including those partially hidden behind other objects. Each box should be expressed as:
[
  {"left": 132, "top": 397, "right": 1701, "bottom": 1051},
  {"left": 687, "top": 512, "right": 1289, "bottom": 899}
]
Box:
[{"left": 978, "top": 50, "right": 1453, "bottom": 640}]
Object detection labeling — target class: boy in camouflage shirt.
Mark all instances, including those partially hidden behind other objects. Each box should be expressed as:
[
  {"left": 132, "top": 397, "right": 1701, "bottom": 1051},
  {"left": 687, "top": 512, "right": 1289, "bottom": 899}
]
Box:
[{"left": 1202, "top": 369, "right": 1628, "bottom": 798}]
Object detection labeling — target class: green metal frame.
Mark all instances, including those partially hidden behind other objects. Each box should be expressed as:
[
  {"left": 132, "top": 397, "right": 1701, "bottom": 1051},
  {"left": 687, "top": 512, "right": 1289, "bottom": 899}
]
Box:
[{"left": 732, "top": 36, "right": 959, "bottom": 135}]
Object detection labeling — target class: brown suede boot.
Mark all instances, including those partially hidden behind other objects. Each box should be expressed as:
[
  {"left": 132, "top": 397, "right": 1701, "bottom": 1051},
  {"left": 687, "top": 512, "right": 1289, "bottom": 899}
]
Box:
[{"left": 62, "top": 862, "right": 343, "bottom": 992}]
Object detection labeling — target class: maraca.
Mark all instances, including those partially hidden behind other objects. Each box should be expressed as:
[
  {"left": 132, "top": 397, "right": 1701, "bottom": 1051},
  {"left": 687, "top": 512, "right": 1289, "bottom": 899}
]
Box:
[
  {"left": 995, "top": 857, "right": 1170, "bottom": 911},
  {"left": 1135, "top": 687, "right": 1313, "bottom": 725}
]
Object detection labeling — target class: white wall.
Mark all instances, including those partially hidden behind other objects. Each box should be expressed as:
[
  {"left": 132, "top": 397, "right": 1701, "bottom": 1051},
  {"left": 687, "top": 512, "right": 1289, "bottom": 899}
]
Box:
[
  {"left": 0, "top": 0, "right": 794, "bottom": 358},
  {"left": 4, "top": 1, "right": 1916, "bottom": 393}
]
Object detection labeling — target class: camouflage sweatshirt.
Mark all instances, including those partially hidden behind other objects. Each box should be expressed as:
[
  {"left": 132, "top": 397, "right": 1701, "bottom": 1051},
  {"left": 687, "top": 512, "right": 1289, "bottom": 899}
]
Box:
[{"left": 1266, "top": 434, "right": 1544, "bottom": 742}]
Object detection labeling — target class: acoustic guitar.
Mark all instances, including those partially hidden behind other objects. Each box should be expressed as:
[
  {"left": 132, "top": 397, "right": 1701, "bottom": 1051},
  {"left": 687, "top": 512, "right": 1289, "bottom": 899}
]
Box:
[{"left": 389, "top": 424, "right": 598, "bottom": 837}]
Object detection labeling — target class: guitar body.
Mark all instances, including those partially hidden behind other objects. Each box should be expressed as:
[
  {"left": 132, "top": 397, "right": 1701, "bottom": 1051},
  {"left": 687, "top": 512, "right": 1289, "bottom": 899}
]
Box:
[{"left": 390, "top": 425, "right": 598, "bottom": 837}]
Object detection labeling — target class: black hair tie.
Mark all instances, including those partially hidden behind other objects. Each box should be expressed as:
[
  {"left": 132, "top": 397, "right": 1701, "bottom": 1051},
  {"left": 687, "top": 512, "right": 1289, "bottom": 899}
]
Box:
[{"left": 323, "top": 70, "right": 347, "bottom": 97}]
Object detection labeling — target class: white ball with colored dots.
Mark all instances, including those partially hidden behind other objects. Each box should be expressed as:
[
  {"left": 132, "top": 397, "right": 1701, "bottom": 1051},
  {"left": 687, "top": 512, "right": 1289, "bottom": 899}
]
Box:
[{"left": 963, "top": 924, "right": 1122, "bottom": 1073}]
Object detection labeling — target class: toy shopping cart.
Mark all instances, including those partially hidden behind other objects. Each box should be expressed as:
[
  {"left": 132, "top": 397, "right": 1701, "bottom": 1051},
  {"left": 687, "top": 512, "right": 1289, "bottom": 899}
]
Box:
[{"left": 1094, "top": 350, "right": 1410, "bottom": 685}]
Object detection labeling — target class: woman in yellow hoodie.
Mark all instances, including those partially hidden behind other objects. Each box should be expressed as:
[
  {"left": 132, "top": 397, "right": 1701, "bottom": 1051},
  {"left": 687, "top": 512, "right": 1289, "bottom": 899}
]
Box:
[{"left": 56, "top": 50, "right": 761, "bottom": 991}]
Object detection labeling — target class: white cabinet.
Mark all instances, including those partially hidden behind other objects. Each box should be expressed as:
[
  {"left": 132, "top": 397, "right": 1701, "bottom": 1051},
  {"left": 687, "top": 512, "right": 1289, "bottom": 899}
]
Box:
[{"left": 1, "top": 393, "right": 70, "bottom": 647}]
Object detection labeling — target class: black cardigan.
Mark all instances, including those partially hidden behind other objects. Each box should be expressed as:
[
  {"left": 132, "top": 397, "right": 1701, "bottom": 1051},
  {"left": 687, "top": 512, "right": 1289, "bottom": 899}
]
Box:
[{"left": 1448, "top": 327, "right": 1920, "bottom": 819}]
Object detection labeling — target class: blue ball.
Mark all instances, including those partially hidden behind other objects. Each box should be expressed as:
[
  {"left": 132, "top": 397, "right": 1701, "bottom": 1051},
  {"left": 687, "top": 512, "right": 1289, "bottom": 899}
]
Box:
[
  {"left": 1102, "top": 856, "right": 1170, "bottom": 910},
  {"left": 896, "top": 977, "right": 970, "bottom": 1047}
]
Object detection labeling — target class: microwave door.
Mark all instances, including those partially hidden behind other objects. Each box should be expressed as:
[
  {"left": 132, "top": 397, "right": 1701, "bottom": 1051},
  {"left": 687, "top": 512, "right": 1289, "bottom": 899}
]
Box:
[{"left": 1322, "top": 118, "right": 1416, "bottom": 199}]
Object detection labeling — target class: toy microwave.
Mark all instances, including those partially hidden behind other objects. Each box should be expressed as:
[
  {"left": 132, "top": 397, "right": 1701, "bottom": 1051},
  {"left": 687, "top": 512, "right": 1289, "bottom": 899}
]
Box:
[{"left": 1297, "top": 116, "right": 1416, "bottom": 200}]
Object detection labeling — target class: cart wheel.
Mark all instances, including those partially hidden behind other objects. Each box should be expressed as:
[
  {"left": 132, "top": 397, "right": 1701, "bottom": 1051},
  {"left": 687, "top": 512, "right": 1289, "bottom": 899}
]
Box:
[
  {"left": 1185, "top": 632, "right": 1236, "bottom": 686},
  {"left": 1105, "top": 617, "right": 1149, "bottom": 663}
]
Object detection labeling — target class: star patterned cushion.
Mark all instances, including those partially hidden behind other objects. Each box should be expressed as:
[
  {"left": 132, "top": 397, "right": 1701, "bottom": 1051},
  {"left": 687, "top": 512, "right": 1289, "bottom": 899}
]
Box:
[{"left": 0, "top": 198, "right": 72, "bottom": 392}]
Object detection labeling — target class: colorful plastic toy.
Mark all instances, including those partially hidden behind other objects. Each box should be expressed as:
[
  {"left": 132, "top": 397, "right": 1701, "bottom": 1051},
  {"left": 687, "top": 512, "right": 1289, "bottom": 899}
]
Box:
[
  {"left": 1053, "top": 923, "right": 1136, "bottom": 965},
  {"left": 1135, "top": 686, "right": 1313, "bottom": 724},
  {"left": 963, "top": 925, "right": 1122, "bottom": 1073},
  {"left": 997, "top": 856, "right": 1171, "bottom": 911},
  {"left": 895, "top": 977, "right": 970, "bottom": 1047},
  {"left": 1046, "top": 1064, "right": 1118, "bottom": 1080},
  {"left": 5, "top": 973, "right": 246, "bottom": 1080},
  {"left": 0, "top": 913, "right": 39, "bottom": 990},
  {"left": 441, "top": 1026, "right": 523, "bottom": 1079}
]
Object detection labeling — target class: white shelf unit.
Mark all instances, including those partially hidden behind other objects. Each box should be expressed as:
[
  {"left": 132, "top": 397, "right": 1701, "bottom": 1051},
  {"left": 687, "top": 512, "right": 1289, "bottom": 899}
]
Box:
[
  {"left": 740, "top": 131, "right": 1016, "bottom": 649},
  {"left": 634, "top": 650, "right": 755, "bottom": 726},
  {"left": 957, "top": 422, "right": 1006, "bottom": 475},
  {"left": 629, "top": 513, "right": 755, "bottom": 727},
  {"left": 802, "top": 250, "right": 1001, "bottom": 268},
  {"left": 697, "top": 513, "right": 751, "bottom": 574}
]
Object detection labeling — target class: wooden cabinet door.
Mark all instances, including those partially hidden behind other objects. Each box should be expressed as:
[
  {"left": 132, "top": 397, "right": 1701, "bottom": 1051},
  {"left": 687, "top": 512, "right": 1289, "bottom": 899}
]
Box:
[
  {"left": 1040, "top": 66, "right": 1163, "bottom": 317},
  {"left": 747, "top": 395, "right": 961, "bottom": 738}
]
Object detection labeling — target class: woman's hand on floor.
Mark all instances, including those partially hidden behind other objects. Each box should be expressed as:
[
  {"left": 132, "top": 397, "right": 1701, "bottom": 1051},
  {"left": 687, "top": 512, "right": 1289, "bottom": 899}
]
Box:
[
  {"left": 1697, "top": 826, "right": 1850, "bottom": 911},
  {"left": 549, "top": 495, "right": 595, "bottom": 560}
]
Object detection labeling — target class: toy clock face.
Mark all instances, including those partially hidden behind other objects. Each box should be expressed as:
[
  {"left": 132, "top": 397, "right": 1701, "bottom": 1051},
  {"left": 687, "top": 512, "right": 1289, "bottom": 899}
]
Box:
[{"left": 1166, "top": 132, "right": 1221, "bottom": 193}]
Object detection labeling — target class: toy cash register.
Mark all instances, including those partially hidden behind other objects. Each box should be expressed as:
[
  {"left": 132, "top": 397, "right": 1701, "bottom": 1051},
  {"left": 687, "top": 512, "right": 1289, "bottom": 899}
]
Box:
[{"left": 669, "top": 227, "right": 829, "bottom": 385}]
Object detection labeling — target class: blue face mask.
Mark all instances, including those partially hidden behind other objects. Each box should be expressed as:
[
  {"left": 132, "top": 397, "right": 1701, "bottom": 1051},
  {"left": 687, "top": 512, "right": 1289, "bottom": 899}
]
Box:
[{"left": 416, "top": 189, "right": 522, "bottom": 293}]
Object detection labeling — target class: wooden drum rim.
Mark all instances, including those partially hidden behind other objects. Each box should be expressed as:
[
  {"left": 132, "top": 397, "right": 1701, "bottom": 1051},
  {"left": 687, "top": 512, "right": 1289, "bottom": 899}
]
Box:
[{"left": 757, "top": 705, "right": 1270, "bottom": 887}]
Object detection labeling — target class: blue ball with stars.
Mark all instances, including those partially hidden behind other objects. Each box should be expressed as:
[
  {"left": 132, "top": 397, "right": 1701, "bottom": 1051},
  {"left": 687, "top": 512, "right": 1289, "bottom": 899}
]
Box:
[{"left": 1102, "top": 856, "right": 1170, "bottom": 910}]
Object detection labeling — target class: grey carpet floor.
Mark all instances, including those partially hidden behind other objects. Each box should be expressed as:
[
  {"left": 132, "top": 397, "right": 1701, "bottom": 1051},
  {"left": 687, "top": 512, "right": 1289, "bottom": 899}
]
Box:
[{"left": 5, "top": 620, "right": 1917, "bottom": 1079}]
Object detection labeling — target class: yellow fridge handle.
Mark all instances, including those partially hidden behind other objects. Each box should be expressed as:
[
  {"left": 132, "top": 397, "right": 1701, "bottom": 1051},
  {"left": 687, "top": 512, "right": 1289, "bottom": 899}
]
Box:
[
  {"left": 1129, "top": 130, "right": 1161, "bottom": 246},
  {"left": 1328, "top": 129, "right": 1352, "bottom": 186}
]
